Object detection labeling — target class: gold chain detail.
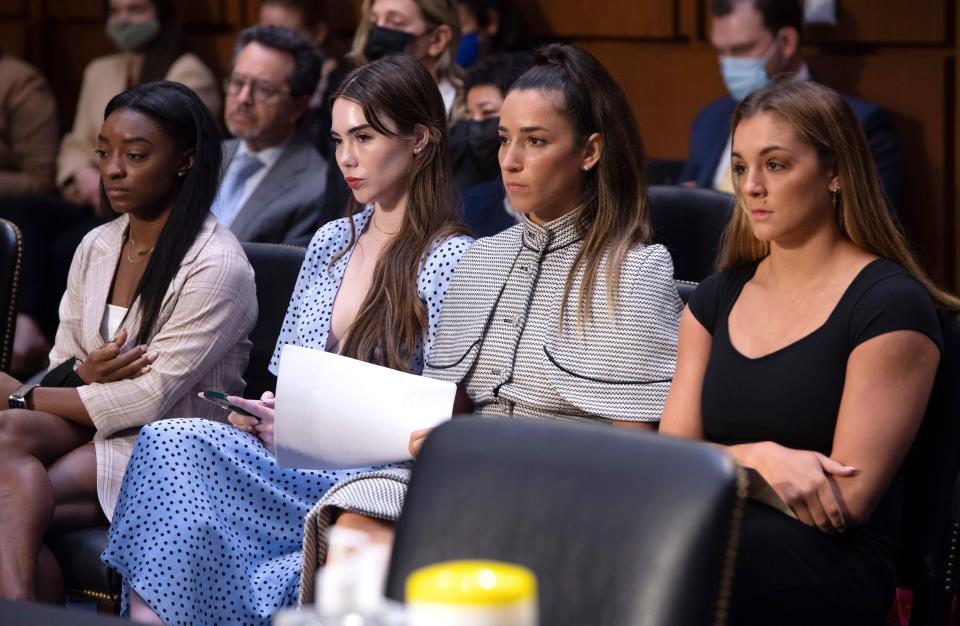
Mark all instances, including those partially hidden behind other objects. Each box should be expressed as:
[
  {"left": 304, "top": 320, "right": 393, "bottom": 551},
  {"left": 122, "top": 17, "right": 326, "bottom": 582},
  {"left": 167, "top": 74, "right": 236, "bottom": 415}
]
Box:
[
  {"left": 126, "top": 229, "right": 155, "bottom": 263},
  {"left": 67, "top": 587, "right": 121, "bottom": 603},
  {"left": 714, "top": 466, "right": 749, "bottom": 626}
]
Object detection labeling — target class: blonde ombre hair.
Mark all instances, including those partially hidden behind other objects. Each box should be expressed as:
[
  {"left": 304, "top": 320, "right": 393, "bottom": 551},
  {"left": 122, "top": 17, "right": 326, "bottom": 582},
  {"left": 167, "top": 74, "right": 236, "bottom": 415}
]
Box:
[
  {"left": 349, "top": 0, "right": 463, "bottom": 104},
  {"left": 720, "top": 79, "right": 960, "bottom": 310}
]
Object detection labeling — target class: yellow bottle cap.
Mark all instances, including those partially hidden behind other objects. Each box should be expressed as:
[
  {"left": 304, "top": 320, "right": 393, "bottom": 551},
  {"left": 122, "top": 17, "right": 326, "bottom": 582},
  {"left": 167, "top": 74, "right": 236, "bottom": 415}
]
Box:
[{"left": 406, "top": 560, "right": 537, "bottom": 606}]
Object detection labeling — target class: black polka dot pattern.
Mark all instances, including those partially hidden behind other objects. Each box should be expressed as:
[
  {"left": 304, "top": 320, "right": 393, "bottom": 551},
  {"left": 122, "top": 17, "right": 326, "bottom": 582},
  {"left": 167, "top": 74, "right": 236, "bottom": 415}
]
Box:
[
  {"left": 101, "top": 206, "right": 473, "bottom": 625},
  {"left": 268, "top": 205, "right": 474, "bottom": 375}
]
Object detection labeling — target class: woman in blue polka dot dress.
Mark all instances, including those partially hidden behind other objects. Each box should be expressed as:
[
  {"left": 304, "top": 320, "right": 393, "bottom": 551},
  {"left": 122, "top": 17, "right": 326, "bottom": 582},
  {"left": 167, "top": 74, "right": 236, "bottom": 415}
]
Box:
[{"left": 102, "top": 55, "right": 473, "bottom": 625}]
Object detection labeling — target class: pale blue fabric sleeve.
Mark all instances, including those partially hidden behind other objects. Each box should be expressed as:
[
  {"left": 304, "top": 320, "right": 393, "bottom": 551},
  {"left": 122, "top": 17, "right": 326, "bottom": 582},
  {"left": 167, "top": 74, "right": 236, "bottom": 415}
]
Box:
[{"left": 417, "top": 234, "right": 475, "bottom": 359}]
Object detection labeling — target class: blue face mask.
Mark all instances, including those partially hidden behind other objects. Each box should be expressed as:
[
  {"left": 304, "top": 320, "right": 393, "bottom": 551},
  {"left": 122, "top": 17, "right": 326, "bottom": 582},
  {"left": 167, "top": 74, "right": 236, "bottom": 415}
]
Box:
[
  {"left": 719, "top": 37, "right": 779, "bottom": 102},
  {"left": 456, "top": 32, "right": 480, "bottom": 68}
]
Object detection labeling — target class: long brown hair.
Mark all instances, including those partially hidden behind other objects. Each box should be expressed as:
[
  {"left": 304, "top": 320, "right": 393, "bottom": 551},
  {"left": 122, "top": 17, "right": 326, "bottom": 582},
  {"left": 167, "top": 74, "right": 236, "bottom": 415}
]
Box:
[
  {"left": 332, "top": 54, "right": 468, "bottom": 371},
  {"left": 509, "top": 44, "right": 652, "bottom": 324},
  {"left": 720, "top": 79, "right": 960, "bottom": 310}
]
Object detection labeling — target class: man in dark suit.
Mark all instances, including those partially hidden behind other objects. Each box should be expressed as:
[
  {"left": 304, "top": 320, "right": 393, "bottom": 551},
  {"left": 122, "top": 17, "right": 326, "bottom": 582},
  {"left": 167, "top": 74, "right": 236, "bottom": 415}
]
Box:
[
  {"left": 215, "top": 25, "right": 329, "bottom": 247},
  {"left": 681, "top": 0, "right": 902, "bottom": 209}
]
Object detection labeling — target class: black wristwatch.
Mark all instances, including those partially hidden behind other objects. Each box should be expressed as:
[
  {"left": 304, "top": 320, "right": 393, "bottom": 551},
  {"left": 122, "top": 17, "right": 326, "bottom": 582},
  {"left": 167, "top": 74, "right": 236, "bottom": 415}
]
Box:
[{"left": 8, "top": 383, "right": 39, "bottom": 409}]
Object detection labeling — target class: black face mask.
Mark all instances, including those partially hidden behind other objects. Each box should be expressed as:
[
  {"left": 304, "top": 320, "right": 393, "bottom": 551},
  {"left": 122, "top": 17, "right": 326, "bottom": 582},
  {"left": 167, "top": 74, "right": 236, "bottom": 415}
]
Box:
[
  {"left": 451, "top": 117, "right": 502, "bottom": 188},
  {"left": 364, "top": 26, "right": 417, "bottom": 61}
]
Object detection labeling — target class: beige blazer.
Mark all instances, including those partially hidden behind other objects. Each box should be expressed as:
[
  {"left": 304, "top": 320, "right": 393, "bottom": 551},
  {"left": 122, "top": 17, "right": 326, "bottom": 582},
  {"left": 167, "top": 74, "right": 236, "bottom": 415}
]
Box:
[
  {"left": 0, "top": 55, "right": 58, "bottom": 195},
  {"left": 48, "top": 213, "right": 257, "bottom": 520},
  {"left": 57, "top": 52, "right": 222, "bottom": 187}
]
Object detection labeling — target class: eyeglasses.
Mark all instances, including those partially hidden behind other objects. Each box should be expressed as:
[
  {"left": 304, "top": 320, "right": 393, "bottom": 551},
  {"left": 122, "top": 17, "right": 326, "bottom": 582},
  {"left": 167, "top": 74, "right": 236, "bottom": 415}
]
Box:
[{"left": 224, "top": 75, "right": 290, "bottom": 102}]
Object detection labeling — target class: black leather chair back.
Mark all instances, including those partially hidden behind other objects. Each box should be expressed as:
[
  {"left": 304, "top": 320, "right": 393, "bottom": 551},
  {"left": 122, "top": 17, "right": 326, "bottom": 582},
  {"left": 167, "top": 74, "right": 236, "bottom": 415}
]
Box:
[
  {"left": 649, "top": 185, "right": 735, "bottom": 283},
  {"left": 0, "top": 219, "right": 22, "bottom": 373},
  {"left": 646, "top": 159, "right": 687, "bottom": 186},
  {"left": 675, "top": 279, "right": 697, "bottom": 304},
  {"left": 387, "top": 417, "right": 744, "bottom": 626},
  {"left": 898, "top": 312, "right": 960, "bottom": 625},
  {"left": 241, "top": 243, "right": 306, "bottom": 400}
]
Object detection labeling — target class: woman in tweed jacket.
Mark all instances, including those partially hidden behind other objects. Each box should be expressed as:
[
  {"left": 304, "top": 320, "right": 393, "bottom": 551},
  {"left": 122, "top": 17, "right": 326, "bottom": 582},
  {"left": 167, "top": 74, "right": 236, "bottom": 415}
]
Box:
[
  {"left": 299, "top": 44, "right": 683, "bottom": 598},
  {"left": 0, "top": 82, "right": 256, "bottom": 602}
]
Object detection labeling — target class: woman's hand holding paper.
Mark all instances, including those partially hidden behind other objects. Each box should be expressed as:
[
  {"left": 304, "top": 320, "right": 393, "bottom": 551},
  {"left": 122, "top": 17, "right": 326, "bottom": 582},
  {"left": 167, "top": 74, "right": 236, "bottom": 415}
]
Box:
[{"left": 408, "top": 427, "right": 434, "bottom": 458}]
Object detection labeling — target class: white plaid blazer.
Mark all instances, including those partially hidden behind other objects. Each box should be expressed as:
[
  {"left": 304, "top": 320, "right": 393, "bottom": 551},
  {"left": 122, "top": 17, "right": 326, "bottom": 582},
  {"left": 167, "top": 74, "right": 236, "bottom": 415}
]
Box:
[{"left": 48, "top": 213, "right": 257, "bottom": 520}]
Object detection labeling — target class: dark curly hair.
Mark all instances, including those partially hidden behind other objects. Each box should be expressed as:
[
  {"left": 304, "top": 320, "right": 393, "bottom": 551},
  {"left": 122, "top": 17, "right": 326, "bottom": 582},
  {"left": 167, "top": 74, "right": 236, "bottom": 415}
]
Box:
[
  {"left": 463, "top": 51, "right": 533, "bottom": 97},
  {"left": 233, "top": 24, "right": 322, "bottom": 98}
]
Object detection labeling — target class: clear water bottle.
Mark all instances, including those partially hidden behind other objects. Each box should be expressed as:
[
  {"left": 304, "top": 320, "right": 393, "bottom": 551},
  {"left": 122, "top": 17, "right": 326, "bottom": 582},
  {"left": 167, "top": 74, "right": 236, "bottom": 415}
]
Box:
[{"left": 274, "top": 526, "right": 405, "bottom": 626}]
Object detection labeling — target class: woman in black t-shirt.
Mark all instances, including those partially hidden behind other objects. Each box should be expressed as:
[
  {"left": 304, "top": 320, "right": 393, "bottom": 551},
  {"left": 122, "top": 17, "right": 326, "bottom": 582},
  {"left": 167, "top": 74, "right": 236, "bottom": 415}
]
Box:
[{"left": 660, "top": 79, "right": 959, "bottom": 625}]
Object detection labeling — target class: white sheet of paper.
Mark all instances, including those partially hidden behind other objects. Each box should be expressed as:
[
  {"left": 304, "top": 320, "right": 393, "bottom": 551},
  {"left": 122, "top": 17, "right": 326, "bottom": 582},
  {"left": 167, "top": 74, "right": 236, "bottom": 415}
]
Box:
[{"left": 274, "top": 345, "right": 457, "bottom": 470}]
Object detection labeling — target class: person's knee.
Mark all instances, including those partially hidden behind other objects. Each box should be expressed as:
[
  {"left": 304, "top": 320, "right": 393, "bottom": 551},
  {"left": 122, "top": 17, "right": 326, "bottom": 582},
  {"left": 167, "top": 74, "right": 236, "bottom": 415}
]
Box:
[
  {"left": 0, "top": 409, "right": 34, "bottom": 455},
  {"left": 0, "top": 456, "right": 54, "bottom": 520},
  {"left": 333, "top": 511, "right": 396, "bottom": 542}
]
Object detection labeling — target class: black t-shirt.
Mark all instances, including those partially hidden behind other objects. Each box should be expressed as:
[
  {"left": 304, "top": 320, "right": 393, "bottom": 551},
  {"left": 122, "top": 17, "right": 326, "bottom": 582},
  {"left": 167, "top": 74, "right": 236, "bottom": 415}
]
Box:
[
  {"left": 688, "top": 258, "right": 942, "bottom": 539},
  {"left": 689, "top": 257, "right": 942, "bottom": 454}
]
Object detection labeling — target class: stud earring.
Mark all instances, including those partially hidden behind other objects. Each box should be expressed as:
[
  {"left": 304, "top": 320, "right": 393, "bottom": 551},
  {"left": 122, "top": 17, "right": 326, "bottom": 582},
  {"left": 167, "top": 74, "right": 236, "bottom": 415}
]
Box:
[{"left": 177, "top": 171, "right": 186, "bottom": 178}]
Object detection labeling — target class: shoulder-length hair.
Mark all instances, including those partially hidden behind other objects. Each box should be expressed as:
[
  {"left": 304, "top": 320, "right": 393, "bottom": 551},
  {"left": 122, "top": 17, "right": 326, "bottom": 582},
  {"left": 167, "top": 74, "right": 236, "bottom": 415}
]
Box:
[
  {"left": 720, "top": 78, "right": 960, "bottom": 310},
  {"left": 331, "top": 54, "right": 469, "bottom": 372},
  {"left": 509, "top": 43, "right": 652, "bottom": 324},
  {"left": 101, "top": 80, "right": 223, "bottom": 345},
  {"left": 348, "top": 0, "right": 463, "bottom": 97}
]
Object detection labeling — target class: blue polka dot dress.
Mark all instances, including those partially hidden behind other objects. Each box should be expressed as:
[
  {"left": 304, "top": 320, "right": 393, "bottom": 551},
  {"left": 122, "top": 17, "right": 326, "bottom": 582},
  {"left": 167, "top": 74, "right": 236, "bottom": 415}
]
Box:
[{"left": 101, "top": 205, "right": 473, "bottom": 625}]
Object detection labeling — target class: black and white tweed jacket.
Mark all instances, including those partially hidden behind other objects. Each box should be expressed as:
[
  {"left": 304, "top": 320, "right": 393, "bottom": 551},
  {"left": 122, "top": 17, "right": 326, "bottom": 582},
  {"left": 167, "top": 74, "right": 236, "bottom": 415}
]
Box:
[{"left": 424, "top": 209, "right": 681, "bottom": 422}]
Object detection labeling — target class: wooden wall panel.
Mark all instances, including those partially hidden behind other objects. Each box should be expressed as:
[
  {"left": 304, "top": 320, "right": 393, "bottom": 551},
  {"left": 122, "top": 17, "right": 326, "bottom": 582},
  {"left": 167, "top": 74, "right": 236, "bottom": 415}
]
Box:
[
  {"left": 579, "top": 41, "right": 724, "bottom": 160},
  {"left": 811, "top": 53, "right": 949, "bottom": 280},
  {"left": 176, "top": 0, "right": 229, "bottom": 26},
  {"left": 42, "top": 23, "right": 114, "bottom": 130},
  {"left": 532, "top": 0, "right": 678, "bottom": 39},
  {"left": 805, "top": 0, "right": 949, "bottom": 45},
  {"left": 0, "top": 0, "right": 25, "bottom": 17},
  {"left": 952, "top": 4, "right": 959, "bottom": 287},
  {"left": 0, "top": 22, "right": 27, "bottom": 57},
  {"left": 185, "top": 31, "right": 241, "bottom": 78},
  {"left": 44, "top": 0, "right": 102, "bottom": 21}
]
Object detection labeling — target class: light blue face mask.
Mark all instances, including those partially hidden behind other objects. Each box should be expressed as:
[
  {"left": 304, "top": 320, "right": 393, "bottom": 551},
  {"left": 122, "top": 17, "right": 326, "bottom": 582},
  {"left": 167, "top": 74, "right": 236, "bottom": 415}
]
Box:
[{"left": 719, "top": 37, "right": 780, "bottom": 102}]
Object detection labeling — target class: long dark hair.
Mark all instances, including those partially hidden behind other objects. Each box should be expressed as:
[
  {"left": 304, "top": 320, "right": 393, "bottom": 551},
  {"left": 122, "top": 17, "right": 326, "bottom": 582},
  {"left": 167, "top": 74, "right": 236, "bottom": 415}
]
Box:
[
  {"left": 509, "top": 44, "right": 651, "bottom": 324},
  {"left": 104, "top": 0, "right": 186, "bottom": 83},
  {"left": 331, "top": 54, "right": 468, "bottom": 371},
  {"left": 101, "top": 80, "right": 223, "bottom": 345}
]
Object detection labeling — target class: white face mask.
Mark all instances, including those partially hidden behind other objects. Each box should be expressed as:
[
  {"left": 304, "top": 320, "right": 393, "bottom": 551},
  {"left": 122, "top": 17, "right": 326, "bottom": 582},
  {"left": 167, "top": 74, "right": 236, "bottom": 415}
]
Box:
[{"left": 718, "top": 36, "right": 780, "bottom": 102}]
